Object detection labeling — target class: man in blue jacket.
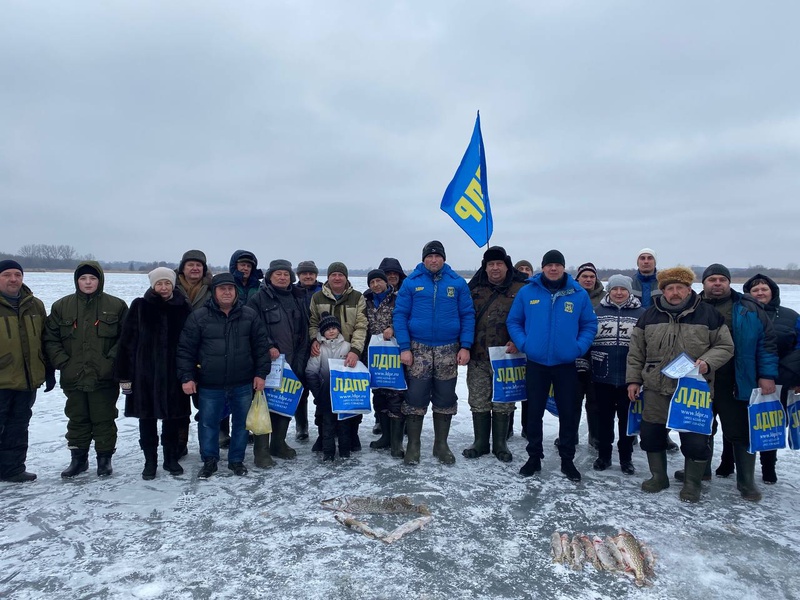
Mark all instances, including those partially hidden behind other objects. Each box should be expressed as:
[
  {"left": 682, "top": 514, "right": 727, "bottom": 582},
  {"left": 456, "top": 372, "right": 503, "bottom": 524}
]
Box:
[
  {"left": 394, "top": 241, "right": 475, "bottom": 466},
  {"left": 507, "top": 250, "right": 598, "bottom": 481}
]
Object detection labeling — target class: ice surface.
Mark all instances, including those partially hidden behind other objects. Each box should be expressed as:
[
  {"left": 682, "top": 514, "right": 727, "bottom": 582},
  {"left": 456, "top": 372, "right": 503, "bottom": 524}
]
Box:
[{"left": 2, "top": 273, "right": 799, "bottom": 599}]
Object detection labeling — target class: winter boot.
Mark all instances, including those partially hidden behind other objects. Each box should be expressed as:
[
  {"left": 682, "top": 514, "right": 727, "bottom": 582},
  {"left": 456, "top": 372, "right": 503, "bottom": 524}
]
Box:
[
  {"left": 760, "top": 450, "right": 778, "bottom": 484},
  {"left": 462, "top": 412, "right": 491, "bottom": 459},
  {"left": 679, "top": 459, "right": 707, "bottom": 503},
  {"left": 198, "top": 459, "right": 218, "bottom": 479},
  {"left": 228, "top": 462, "right": 248, "bottom": 476},
  {"left": 61, "top": 448, "right": 89, "bottom": 479},
  {"left": 96, "top": 452, "right": 114, "bottom": 477},
  {"left": 337, "top": 421, "right": 352, "bottom": 459},
  {"left": 733, "top": 443, "right": 762, "bottom": 502},
  {"left": 1, "top": 471, "right": 37, "bottom": 482},
  {"left": 311, "top": 425, "right": 323, "bottom": 452},
  {"left": 675, "top": 437, "right": 713, "bottom": 482},
  {"left": 295, "top": 405, "right": 309, "bottom": 441},
  {"left": 715, "top": 437, "right": 735, "bottom": 477},
  {"left": 561, "top": 459, "right": 582, "bottom": 482},
  {"left": 350, "top": 418, "right": 362, "bottom": 452},
  {"left": 666, "top": 433, "right": 680, "bottom": 453},
  {"left": 370, "top": 412, "right": 392, "bottom": 450},
  {"left": 519, "top": 456, "right": 541, "bottom": 477},
  {"left": 403, "top": 414, "right": 424, "bottom": 465},
  {"left": 641, "top": 452, "right": 670, "bottom": 493},
  {"left": 269, "top": 414, "right": 297, "bottom": 459},
  {"left": 389, "top": 416, "right": 405, "bottom": 459},
  {"left": 253, "top": 434, "right": 275, "bottom": 468},
  {"left": 491, "top": 413, "right": 513, "bottom": 463},
  {"left": 219, "top": 417, "right": 231, "bottom": 449},
  {"left": 140, "top": 443, "right": 157, "bottom": 480},
  {"left": 176, "top": 424, "right": 189, "bottom": 459},
  {"left": 322, "top": 413, "right": 337, "bottom": 461},
  {"left": 372, "top": 413, "right": 382, "bottom": 435},
  {"left": 432, "top": 413, "right": 455, "bottom": 465},
  {"left": 163, "top": 447, "right": 184, "bottom": 476}
]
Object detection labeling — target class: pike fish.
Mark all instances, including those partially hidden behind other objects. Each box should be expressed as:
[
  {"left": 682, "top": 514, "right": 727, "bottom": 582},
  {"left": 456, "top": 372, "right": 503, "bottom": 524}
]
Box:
[
  {"left": 321, "top": 495, "right": 431, "bottom": 515},
  {"left": 382, "top": 515, "right": 432, "bottom": 544},
  {"left": 614, "top": 530, "right": 649, "bottom": 587},
  {"left": 551, "top": 532, "right": 565, "bottom": 563},
  {"left": 333, "top": 513, "right": 386, "bottom": 540}
]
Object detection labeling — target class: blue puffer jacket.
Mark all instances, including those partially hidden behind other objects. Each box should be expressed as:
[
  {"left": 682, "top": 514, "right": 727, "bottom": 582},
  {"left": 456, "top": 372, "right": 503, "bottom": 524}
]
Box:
[
  {"left": 393, "top": 263, "right": 475, "bottom": 351},
  {"left": 729, "top": 290, "right": 779, "bottom": 400},
  {"left": 506, "top": 273, "right": 598, "bottom": 366}
]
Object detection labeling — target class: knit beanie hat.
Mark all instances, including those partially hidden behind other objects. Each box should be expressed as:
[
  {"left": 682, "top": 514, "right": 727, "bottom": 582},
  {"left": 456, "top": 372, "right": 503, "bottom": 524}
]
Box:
[
  {"left": 75, "top": 264, "right": 100, "bottom": 279},
  {"left": 367, "top": 269, "right": 388, "bottom": 285},
  {"left": 514, "top": 259, "right": 533, "bottom": 272},
  {"left": 211, "top": 273, "right": 236, "bottom": 290},
  {"left": 180, "top": 250, "right": 208, "bottom": 275},
  {"left": 657, "top": 266, "right": 695, "bottom": 290},
  {"left": 422, "top": 240, "right": 446, "bottom": 261},
  {"left": 638, "top": 248, "right": 657, "bottom": 261},
  {"left": 266, "top": 259, "right": 296, "bottom": 283},
  {"left": 702, "top": 263, "right": 731, "bottom": 282},
  {"left": 606, "top": 274, "right": 633, "bottom": 294},
  {"left": 296, "top": 260, "right": 319, "bottom": 275},
  {"left": 0, "top": 259, "right": 23, "bottom": 275},
  {"left": 576, "top": 262, "right": 597, "bottom": 278},
  {"left": 541, "top": 249, "right": 565, "bottom": 267},
  {"left": 319, "top": 312, "right": 341, "bottom": 336},
  {"left": 148, "top": 267, "right": 176, "bottom": 288},
  {"left": 327, "top": 262, "right": 348, "bottom": 278}
]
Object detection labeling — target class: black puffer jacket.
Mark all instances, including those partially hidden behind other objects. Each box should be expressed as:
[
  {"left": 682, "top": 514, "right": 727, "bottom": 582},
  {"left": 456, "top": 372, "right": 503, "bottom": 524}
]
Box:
[
  {"left": 176, "top": 297, "right": 270, "bottom": 389},
  {"left": 743, "top": 273, "right": 800, "bottom": 387}
]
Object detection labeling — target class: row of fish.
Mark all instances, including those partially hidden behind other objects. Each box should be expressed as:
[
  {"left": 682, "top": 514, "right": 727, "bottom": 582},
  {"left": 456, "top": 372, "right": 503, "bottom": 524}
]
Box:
[{"left": 551, "top": 529, "right": 655, "bottom": 587}]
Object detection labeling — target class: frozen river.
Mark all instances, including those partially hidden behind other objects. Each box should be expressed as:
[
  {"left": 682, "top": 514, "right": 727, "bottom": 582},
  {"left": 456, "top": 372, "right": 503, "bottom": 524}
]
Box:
[{"left": 2, "top": 272, "right": 799, "bottom": 599}]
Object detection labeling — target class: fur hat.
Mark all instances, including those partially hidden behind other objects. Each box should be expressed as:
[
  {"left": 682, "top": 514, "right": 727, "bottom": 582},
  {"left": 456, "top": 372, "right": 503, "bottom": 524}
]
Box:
[
  {"left": 367, "top": 269, "right": 388, "bottom": 285},
  {"left": 266, "top": 259, "right": 296, "bottom": 284},
  {"left": 148, "top": 267, "right": 176, "bottom": 288},
  {"left": 296, "top": 260, "right": 319, "bottom": 275},
  {"left": 606, "top": 274, "right": 633, "bottom": 294},
  {"left": 541, "top": 249, "right": 565, "bottom": 268},
  {"left": 657, "top": 266, "right": 695, "bottom": 290},
  {"left": 576, "top": 262, "right": 597, "bottom": 278},
  {"left": 702, "top": 263, "right": 731, "bottom": 283},
  {"left": 0, "top": 259, "right": 23, "bottom": 275},
  {"left": 318, "top": 312, "right": 341, "bottom": 336},
  {"left": 422, "top": 240, "right": 446, "bottom": 261},
  {"left": 180, "top": 250, "right": 208, "bottom": 275},
  {"left": 327, "top": 262, "right": 348, "bottom": 278},
  {"left": 483, "top": 246, "right": 508, "bottom": 264}
]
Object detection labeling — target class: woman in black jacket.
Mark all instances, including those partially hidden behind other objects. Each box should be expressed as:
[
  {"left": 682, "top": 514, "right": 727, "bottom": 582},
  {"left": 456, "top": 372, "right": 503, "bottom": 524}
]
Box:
[{"left": 117, "top": 268, "right": 192, "bottom": 480}]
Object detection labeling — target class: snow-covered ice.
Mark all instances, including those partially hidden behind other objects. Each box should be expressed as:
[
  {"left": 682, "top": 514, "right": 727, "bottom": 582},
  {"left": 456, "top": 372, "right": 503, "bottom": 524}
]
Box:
[{"left": 2, "top": 273, "right": 799, "bottom": 599}]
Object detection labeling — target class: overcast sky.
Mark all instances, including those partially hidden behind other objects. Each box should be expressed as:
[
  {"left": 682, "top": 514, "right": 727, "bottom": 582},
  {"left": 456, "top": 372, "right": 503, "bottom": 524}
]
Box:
[{"left": 2, "top": 1, "right": 798, "bottom": 272}]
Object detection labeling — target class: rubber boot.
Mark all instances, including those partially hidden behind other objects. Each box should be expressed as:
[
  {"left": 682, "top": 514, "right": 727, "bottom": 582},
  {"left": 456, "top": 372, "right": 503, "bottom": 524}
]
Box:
[
  {"left": 295, "top": 398, "right": 309, "bottom": 441},
  {"left": 61, "top": 449, "right": 89, "bottom": 478},
  {"left": 462, "top": 412, "right": 491, "bottom": 459},
  {"left": 389, "top": 416, "right": 405, "bottom": 459},
  {"left": 219, "top": 417, "right": 231, "bottom": 449},
  {"left": 269, "top": 414, "right": 297, "bottom": 459},
  {"left": 141, "top": 442, "right": 157, "bottom": 480},
  {"left": 679, "top": 459, "right": 707, "bottom": 503},
  {"left": 760, "top": 450, "right": 777, "bottom": 484},
  {"left": 350, "top": 417, "right": 362, "bottom": 452},
  {"left": 163, "top": 447, "right": 184, "bottom": 476},
  {"left": 675, "top": 437, "right": 713, "bottom": 482},
  {"left": 176, "top": 423, "right": 189, "bottom": 459},
  {"left": 370, "top": 412, "right": 392, "bottom": 450},
  {"left": 372, "top": 412, "right": 382, "bottom": 435},
  {"left": 432, "top": 413, "right": 455, "bottom": 465},
  {"left": 322, "top": 413, "right": 337, "bottom": 461},
  {"left": 253, "top": 434, "right": 275, "bottom": 468},
  {"left": 403, "top": 415, "right": 423, "bottom": 465},
  {"left": 96, "top": 451, "right": 114, "bottom": 477},
  {"left": 337, "top": 419, "right": 352, "bottom": 458},
  {"left": 491, "top": 412, "right": 513, "bottom": 463},
  {"left": 715, "top": 437, "right": 735, "bottom": 477},
  {"left": 733, "top": 443, "right": 762, "bottom": 502},
  {"left": 641, "top": 451, "right": 670, "bottom": 493}
]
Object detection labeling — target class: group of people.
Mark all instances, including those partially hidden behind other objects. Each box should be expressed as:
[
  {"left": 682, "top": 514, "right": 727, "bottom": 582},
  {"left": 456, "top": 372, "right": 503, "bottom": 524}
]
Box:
[{"left": 0, "top": 244, "right": 797, "bottom": 503}]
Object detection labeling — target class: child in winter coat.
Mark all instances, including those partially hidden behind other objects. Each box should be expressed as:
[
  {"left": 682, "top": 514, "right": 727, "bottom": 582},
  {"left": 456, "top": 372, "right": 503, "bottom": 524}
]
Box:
[{"left": 305, "top": 312, "right": 352, "bottom": 460}]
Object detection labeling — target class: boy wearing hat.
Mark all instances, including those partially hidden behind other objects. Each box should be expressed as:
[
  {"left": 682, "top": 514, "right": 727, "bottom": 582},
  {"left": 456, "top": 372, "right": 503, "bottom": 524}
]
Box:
[{"left": 45, "top": 261, "right": 128, "bottom": 478}]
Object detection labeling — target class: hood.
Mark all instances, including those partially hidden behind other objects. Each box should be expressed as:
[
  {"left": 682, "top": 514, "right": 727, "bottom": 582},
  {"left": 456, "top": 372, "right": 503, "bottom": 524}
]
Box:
[
  {"left": 378, "top": 257, "right": 407, "bottom": 285},
  {"left": 743, "top": 273, "right": 780, "bottom": 307},
  {"left": 73, "top": 260, "right": 105, "bottom": 295}
]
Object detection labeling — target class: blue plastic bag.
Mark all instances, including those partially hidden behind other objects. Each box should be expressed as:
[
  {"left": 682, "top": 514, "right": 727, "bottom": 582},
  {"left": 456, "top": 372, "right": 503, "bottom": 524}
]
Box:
[
  {"left": 666, "top": 374, "right": 713, "bottom": 435},
  {"left": 787, "top": 391, "right": 800, "bottom": 451},
  {"left": 367, "top": 338, "right": 407, "bottom": 390},
  {"left": 489, "top": 347, "right": 526, "bottom": 403},
  {"left": 627, "top": 389, "right": 643, "bottom": 436},
  {"left": 748, "top": 387, "right": 786, "bottom": 453},
  {"left": 265, "top": 363, "right": 304, "bottom": 418},
  {"left": 545, "top": 384, "right": 558, "bottom": 417},
  {"left": 329, "top": 359, "right": 372, "bottom": 414}
]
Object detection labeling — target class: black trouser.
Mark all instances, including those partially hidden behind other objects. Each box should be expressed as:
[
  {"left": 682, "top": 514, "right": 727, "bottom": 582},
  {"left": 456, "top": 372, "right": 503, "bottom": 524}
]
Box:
[
  {"left": 640, "top": 420, "right": 710, "bottom": 461},
  {"left": 372, "top": 389, "right": 403, "bottom": 418},
  {"left": 139, "top": 418, "right": 181, "bottom": 449},
  {"left": 524, "top": 361, "right": 578, "bottom": 461},
  {"left": 594, "top": 382, "right": 633, "bottom": 462},
  {"left": 713, "top": 378, "right": 749, "bottom": 444},
  {"left": 0, "top": 389, "right": 36, "bottom": 479}
]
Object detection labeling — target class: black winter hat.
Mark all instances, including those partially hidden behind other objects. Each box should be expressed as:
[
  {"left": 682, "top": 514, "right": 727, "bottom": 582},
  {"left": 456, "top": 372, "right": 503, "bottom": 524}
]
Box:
[
  {"left": 236, "top": 251, "right": 257, "bottom": 266},
  {"left": 0, "top": 259, "right": 23, "bottom": 274},
  {"left": 266, "top": 259, "right": 296, "bottom": 284},
  {"left": 541, "top": 249, "right": 565, "bottom": 267},
  {"left": 211, "top": 273, "right": 237, "bottom": 290},
  {"left": 367, "top": 269, "right": 388, "bottom": 285},
  {"left": 422, "top": 240, "right": 446, "bottom": 261},
  {"left": 180, "top": 250, "right": 208, "bottom": 275},
  {"left": 702, "top": 263, "right": 731, "bottom": 282},
  {"left": 483, "top": 246, "right": 508, "bottom": 263},
  {"left": 296, "top": 260, "right": 319, "bottom": 275},
  {"left": 75, "top": 264, "right": 101, "bottom": 279},
  {"left": 576, "top": 262, "right": 597, "bottom": 278},
  {"left": 319, "top": 312, "right": 341, "bottom": 336},
  {"left": 378, "top": 257, "right": 405, "bottom": 276}
]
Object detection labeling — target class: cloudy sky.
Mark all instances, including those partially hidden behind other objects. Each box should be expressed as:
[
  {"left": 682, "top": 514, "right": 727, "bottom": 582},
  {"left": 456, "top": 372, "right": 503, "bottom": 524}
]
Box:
[{"left": 2, "top": 1, "right": 798, "bottom": 272}]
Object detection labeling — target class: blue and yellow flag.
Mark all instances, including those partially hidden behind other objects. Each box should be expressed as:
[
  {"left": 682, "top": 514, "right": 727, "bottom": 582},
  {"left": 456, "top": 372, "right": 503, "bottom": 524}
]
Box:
[{"left": 440, "top": 112, "right": 493, "bottom": 247}]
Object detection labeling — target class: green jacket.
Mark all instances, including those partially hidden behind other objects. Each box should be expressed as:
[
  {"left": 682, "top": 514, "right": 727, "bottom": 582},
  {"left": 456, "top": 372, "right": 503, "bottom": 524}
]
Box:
[
  {"left": 44, "top": 261, "right": 128, "bottom": 392},
  {"left": 309, "top": 283, "right": 368, "bottom": 358},
  {"left": 0, "top": 284, "right": 47, "bottom": 390}
]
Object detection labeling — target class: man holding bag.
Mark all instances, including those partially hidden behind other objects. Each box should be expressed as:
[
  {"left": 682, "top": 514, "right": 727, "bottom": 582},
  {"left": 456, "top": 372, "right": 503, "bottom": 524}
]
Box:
[{"left": 626, "top": 266, "right": 734, "bottom": 503}]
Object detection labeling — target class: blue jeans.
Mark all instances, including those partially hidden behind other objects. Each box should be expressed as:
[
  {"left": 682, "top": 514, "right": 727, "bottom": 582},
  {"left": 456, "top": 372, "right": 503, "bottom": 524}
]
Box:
[{"left": 198, "top": 384, "right": 252, "bottom": 463}]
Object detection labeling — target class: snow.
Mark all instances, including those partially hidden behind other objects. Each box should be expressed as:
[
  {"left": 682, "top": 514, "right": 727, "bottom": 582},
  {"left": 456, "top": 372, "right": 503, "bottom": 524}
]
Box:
[{"left": 2, "top": 273, "right": 800, "bottom": 599}]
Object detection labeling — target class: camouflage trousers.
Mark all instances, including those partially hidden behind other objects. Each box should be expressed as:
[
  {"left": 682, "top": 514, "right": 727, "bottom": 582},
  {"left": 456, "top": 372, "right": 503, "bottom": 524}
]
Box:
[
  {"left": 402, "top": 341, "right": 459, "bottom": 416},
  {"left": 466, "top": 360, "right": 516, "bottom": 415}
]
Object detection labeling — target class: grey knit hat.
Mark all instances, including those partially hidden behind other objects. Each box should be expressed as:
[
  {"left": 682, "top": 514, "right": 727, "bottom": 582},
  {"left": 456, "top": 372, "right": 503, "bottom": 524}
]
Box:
[
  {"left": 327, "top": 262, "right": 348, "bottom": 278},
  {"left": 179, "top": 249, "right": 208, "bottom": 275},
  {"left": 606, "top": 274, "right": 633, "bottom": 294},
  {"left": 148, "top": 267, "right": 176, "bottom": 288},
  {"left": 296, "top": 260, "right": 319, "bottom": 275}
]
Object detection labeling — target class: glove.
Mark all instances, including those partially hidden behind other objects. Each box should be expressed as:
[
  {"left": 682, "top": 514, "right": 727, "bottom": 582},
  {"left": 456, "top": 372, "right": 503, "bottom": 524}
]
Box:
[
  {"left": 44, "top": 369, "right": 57, "bottom": 393},
  {"left": 120, "top": 381, "right": 133, "bottom": 395}
]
